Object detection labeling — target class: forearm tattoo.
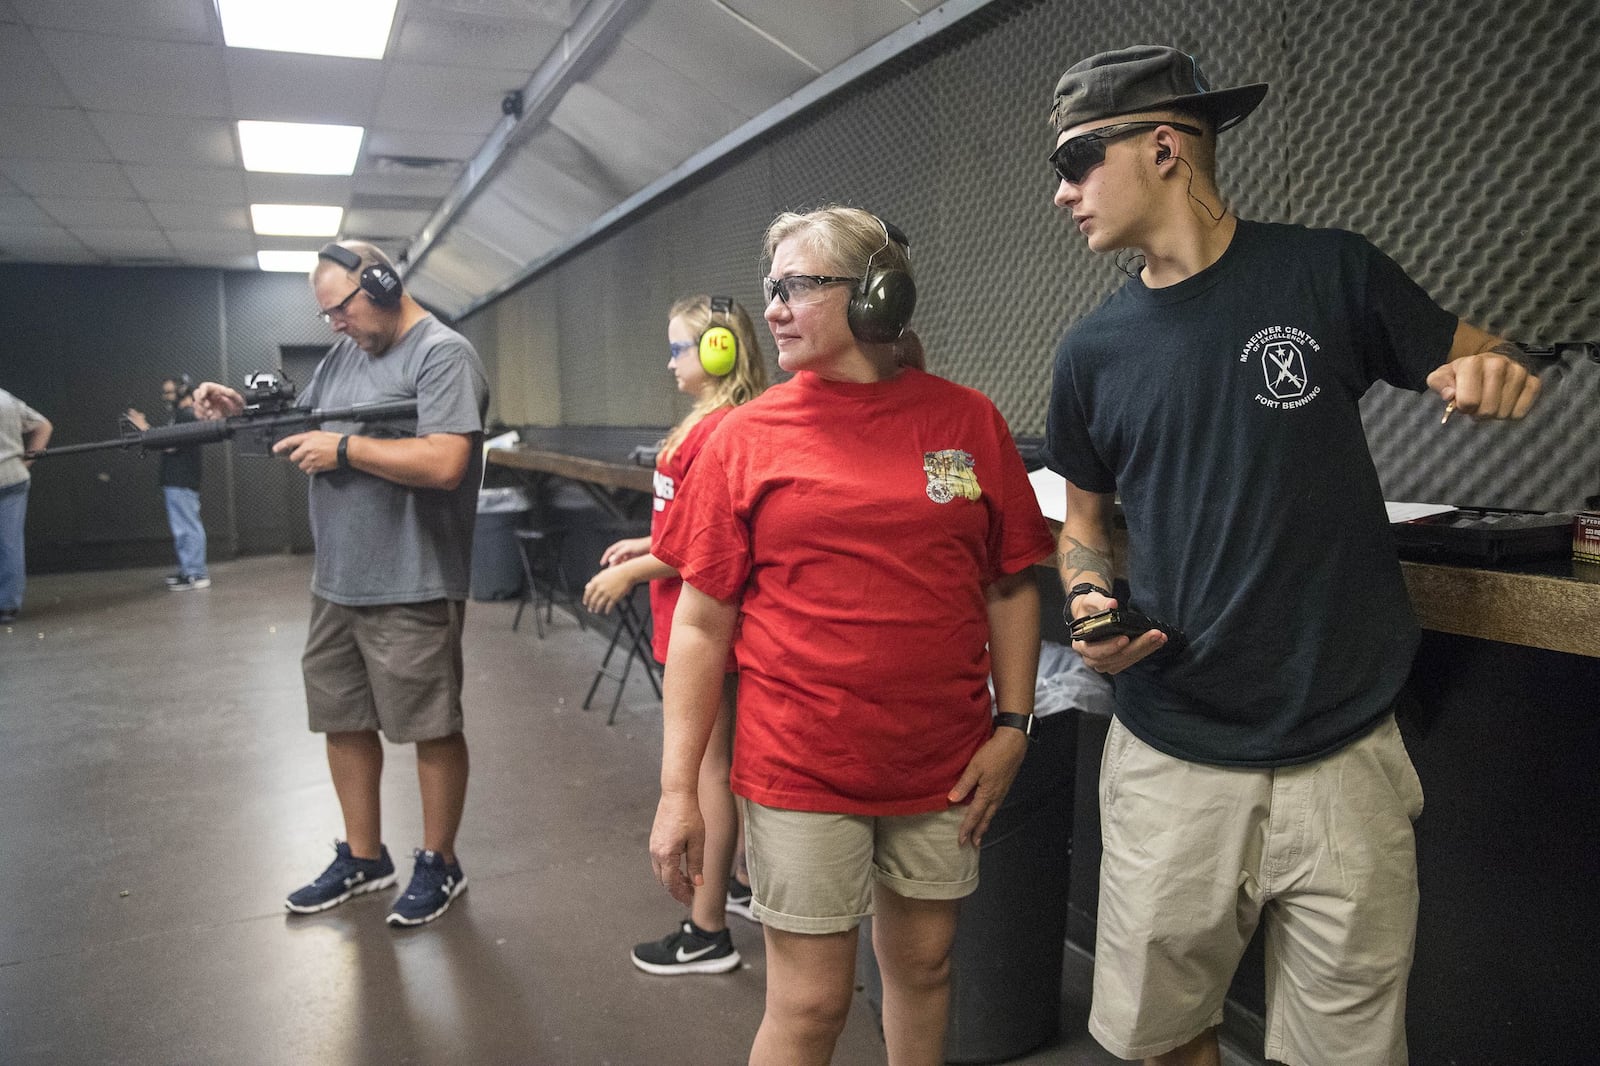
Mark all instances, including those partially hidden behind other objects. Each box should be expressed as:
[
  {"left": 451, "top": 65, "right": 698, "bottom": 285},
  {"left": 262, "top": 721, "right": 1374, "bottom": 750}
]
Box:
[{"left": 1059, "top": 535, "right": 1113, "bottom": 588}]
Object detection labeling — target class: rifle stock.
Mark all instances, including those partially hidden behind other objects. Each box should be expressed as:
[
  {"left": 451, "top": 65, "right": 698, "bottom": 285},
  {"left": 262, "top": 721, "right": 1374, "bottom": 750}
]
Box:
[{"left": 28, "top": 400, "right": 419, "bottom": 459}]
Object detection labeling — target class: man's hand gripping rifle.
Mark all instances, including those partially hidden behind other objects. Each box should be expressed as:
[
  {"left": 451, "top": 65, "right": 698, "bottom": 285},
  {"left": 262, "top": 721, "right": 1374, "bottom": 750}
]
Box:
[{"left": 26, "top": 372, "right": 417, "bottom": 459}]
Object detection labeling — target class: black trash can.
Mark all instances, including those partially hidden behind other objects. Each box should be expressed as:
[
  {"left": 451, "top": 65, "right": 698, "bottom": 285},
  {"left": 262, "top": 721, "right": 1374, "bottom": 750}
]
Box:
[
  {"left": 858, "top": 711, "right": 1077, "bottom": 1063},
  {"left": 470, "top": 487, "right": 530, "bottom": 601}
]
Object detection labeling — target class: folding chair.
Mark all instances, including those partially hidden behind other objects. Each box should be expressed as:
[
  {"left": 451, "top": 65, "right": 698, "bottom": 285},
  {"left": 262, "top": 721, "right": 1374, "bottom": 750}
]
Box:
[
  {"left": 512, "top": 527, "right": 586, "bottom": 638},
  {"left": 582, "top": 590, "right": 661, "bottom": 724}
]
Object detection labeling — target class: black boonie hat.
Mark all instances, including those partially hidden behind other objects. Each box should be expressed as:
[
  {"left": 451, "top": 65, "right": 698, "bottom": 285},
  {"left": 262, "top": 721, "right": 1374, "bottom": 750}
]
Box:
[{"left": 1052, "top": 45, "right": 1268, "bottom": 133}]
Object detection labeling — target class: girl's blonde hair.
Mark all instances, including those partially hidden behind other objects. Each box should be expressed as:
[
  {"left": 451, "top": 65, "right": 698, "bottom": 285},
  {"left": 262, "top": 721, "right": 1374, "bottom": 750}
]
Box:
[{"left": 658, "top": 294, "right": 768, "bottom": 464}]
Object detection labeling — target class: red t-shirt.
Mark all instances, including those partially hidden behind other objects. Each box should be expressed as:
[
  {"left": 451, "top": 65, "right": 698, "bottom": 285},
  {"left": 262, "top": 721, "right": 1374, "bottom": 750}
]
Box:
[
  {"left": 654, "top": 368, "right": 1055, "bottom": 815},
  {"left": 649, "top": 405, "right": 732, "bottom": 665}
]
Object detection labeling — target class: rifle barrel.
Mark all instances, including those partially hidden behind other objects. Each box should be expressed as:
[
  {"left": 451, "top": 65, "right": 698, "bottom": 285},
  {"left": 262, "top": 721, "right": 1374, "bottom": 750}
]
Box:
[{"left": 26, "top": 400, "right": 419, "bottom": 460}]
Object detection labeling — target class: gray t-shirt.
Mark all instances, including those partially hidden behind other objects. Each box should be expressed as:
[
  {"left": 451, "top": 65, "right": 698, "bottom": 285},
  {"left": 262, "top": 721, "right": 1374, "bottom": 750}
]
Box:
[
  {"left": 299, "top": 317, "right": 490, "bottom": 606},
  {"left": 0, "top": 389, "right": 48, "bottom": 490}
]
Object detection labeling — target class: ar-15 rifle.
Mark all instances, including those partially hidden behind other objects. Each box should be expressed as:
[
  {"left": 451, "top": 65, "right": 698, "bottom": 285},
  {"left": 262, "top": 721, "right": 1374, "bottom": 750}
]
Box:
[{"left": 26, "top": 372, "right": 418, "bottom": 460}]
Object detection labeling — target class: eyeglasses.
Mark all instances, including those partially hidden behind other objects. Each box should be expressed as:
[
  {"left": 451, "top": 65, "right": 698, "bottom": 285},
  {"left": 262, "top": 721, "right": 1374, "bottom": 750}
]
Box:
[
  {"left": 761, "top": 274, "right": 855, "bottom": 305},
  {"left": 1049, "top": 120, "right": 1203, "bottom": 185},
  {"left": 316, "top": 287, "right": 363, "bottom": 323},
  {"left": 669, "top": 340, "right": 697, "bottom": 360}
]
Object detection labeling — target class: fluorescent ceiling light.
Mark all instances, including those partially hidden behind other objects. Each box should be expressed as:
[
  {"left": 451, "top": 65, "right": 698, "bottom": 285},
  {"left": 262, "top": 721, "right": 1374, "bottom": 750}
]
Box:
[
  {"left": 238, "top": 121, "right": 364, "bottom": 174},
  {"left": 217, "top": 0, "right": 399, "bottom": 60},
  {"left": 257, "top": 250, "right": 322, "bottom": 273},
  {"left": 251, "top": 204, "right": 344, "bottom": 236}
]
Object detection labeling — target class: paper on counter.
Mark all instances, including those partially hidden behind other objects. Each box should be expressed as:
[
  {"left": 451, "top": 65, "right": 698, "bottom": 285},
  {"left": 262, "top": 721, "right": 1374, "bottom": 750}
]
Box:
[
  {"left": 1385, "top": 501, "right": 1457, "bottom": 523},
  {"left": 1029, "top": 466, "right": 1067, "bottom": 523}
]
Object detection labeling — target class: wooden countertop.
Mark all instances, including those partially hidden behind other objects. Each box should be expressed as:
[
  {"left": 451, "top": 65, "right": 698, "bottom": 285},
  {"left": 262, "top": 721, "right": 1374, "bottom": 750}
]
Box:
[
  {"left": 1042, "top": 521, "right": 1600, "bottom": 658},
  {"left": 1400, "top": 559, "right": 1600, "bottom": 658},
  {"left": 487, "top": 446, "right": 654, "bottom": 494}
]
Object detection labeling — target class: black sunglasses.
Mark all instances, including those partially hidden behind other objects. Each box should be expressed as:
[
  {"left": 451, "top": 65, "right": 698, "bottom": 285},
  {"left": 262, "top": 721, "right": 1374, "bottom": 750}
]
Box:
[{"left": 1049, "top": 120, "right": 1203, "bottom": 185}]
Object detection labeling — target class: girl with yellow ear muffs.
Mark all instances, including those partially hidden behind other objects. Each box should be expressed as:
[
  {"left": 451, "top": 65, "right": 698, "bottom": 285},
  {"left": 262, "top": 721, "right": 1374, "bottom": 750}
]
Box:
[{"left": 581, "top": 293, "right": 767, "bottom": 974}]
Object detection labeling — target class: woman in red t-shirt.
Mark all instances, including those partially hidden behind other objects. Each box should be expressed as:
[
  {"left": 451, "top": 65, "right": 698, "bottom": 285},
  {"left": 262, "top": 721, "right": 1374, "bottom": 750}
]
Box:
[
  {"left": 581, "top": 294, "right": 767, "bottom": 976},
  {"left": 650, "top": 208, "right": 1055, "bottom": 1065}
]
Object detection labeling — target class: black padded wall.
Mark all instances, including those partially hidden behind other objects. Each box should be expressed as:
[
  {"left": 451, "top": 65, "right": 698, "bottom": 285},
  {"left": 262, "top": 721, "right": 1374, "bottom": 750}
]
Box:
[{"left": 465, "top": 0, "right": 1600, "bottom": 511}]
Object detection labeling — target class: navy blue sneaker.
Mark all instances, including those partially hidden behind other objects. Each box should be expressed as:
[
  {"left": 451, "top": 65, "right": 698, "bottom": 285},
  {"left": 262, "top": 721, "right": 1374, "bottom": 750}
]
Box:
[
  {"left": 285, "top": 841, "right": 396, "bottom": 914},
  {"left": 386, "top": 849, "right": 467, "bottom": 927}
]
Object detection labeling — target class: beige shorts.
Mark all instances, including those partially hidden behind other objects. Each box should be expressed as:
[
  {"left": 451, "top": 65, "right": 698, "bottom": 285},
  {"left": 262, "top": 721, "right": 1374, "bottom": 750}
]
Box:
[
  {"left": 739, "top": 799, "right": 979, "bottom": 935},
  {"left": 1092, "top": 715, "right": 1424, "bottom": 1064},
  {"left": 302, "top": 596, "right": 466, "bottom": 744}
]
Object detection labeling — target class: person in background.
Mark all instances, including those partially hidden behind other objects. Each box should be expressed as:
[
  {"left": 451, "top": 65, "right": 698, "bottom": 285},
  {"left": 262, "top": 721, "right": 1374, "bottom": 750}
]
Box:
[
  {"left": 1041, "top": 45, "right": 1544, "bottom": 1066},
  {"left": 194, "top": 240, "right": 489, "bottom": 928},
  {"left": 582, "top": 293, "right": 769, "bottom": 974},
  {"left": 0, "top": 386, "right": 52, "bottom": 625},
  {"left": 126, "top": 375, "right": 209, "bottom": 590},
  {"left": 650, "top": 206, "right": 1056, "bottom": 1065}
]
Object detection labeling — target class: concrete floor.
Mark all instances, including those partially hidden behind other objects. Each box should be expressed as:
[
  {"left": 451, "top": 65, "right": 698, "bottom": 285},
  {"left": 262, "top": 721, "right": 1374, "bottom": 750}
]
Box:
[{"left": 0, "top": 554, "right": 1189, "bottom": 1066}]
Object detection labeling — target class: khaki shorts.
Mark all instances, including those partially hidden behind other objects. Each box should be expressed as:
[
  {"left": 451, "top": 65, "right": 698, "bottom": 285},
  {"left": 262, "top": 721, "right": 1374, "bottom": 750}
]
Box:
[
  {"left": 1090, "top": 715, "right": 1424, "bottom": 1064},
  {"left": 303, "top": 596, "right": 466, "bottom": 744},
  {"left": 739, "top": 799, "right": 979, "bottom": 935}
]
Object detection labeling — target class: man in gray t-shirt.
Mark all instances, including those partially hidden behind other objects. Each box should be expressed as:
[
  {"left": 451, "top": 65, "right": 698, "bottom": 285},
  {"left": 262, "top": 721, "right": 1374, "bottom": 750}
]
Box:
[{"left": 195, "top": 241, "right": 489, "bottom": 928}]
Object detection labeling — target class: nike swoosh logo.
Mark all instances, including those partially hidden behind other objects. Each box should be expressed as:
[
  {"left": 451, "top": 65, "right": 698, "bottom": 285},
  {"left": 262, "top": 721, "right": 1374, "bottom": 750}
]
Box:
[{"left": 675, "top": 944, "right": 719, "bottom": 963}]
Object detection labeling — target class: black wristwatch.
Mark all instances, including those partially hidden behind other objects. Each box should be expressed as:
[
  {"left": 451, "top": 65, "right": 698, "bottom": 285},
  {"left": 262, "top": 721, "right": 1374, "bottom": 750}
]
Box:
[
  {"left": 336, "top": 434, "right": 351, "bottom": 470},
  {"left": 1064, "top": 582, "right": 1110, "bottom": 619},
  {"left": 994, "top": 712, "right": 1036, "bottom": 742}
]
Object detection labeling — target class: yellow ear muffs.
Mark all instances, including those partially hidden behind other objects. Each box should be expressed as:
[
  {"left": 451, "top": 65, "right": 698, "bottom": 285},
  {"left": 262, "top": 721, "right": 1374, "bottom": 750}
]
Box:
[{"left": 698, "top": 303, "right": 738, "bottom": 376}]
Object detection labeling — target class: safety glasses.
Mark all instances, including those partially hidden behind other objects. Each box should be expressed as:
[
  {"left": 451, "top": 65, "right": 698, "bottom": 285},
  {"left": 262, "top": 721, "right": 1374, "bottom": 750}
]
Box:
[
  {"left": 1049, "top": 120, "right": 1203, "bottom": 185},
  {"left": 761, "top": 274, "right": 855, "bottom": 305}
]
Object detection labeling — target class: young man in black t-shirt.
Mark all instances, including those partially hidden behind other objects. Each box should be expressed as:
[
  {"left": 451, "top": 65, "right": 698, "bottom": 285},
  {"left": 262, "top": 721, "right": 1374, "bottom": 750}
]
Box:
[
  {"left": 1040, "top": 46, "right": 1542, "bottom": 1066},
  {"left": 126, "top": 376, "right": 208, "bottom": 589}
]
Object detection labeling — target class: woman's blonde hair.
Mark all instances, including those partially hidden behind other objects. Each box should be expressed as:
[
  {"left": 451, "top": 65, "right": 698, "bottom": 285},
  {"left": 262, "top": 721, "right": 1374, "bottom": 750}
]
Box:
[
  {"left": 658, "top": 294, "right": 768, "bottom": 464},
  {"left": 761, "top": 205, "right": 913, "bottom": 287}
]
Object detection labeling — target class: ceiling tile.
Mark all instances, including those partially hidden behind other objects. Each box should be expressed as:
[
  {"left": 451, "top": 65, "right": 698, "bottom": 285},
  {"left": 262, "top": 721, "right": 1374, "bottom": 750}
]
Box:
[
  {"left": 10, "top": 0, "right": 217, "bottom": 43},
  {"left": 71, "top": 227, "right": 177, "bottom": 258},
  {"left": 375, "top": 62, "right": 521, "bottom": 134},
  {"left": 224, "top": 50, "right": 384, "bottom": 125},
  {"left": 0, "top": 106, "right": 110, "bottom": 160},
  {"left": 36, "top": 197, "right": 157, "bottom": 228},
  {"left": 164, "top": 230, "right": 257, "bottom": 256},
  {"left": 86, "top": 112, "right": 237, "bottom": 168},
  {"left": 393, "top": 5, "right": 561, "bottom": 71},
  {"left": 0, "top": 158, "right": 136, "bottom": 198},
  {"left": 148, "top": 201, "right": 250, "bottom": 231},
  {"left": 0, "top": 23, "right": 75, "bottom": 106},
  {"left": 364, "top": 127, "right": 485, "bottom": 162},
  {"left": 122, "top": 164, "right": 246, "bottom": 205},
  {"left": 0, "top": 196, "right": 55, "bottom": 227},
  {"left": 244, "top": 173, "right": 354, "bottom": 205},
  {"left": 33, "top": 29, "right": 229, "bottom": 118},
  {"left": 0, "top": 225, "right": 93, "bottom": 262}
]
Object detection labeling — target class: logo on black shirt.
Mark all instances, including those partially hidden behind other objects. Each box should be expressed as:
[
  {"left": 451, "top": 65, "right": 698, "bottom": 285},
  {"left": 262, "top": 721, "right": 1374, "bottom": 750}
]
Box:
[{"left": 1241, "top": 326, "right": 1323, "bottom": 411}]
